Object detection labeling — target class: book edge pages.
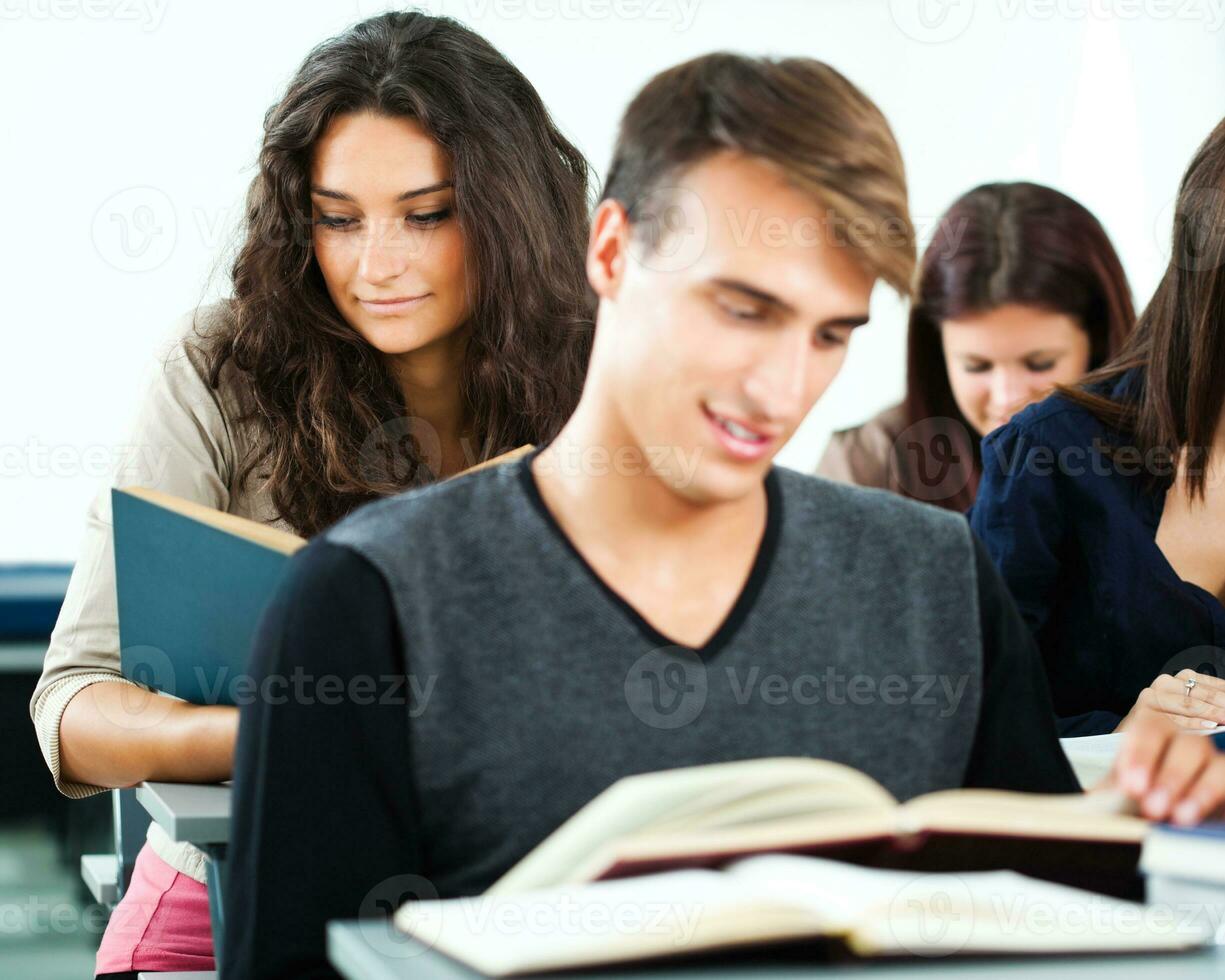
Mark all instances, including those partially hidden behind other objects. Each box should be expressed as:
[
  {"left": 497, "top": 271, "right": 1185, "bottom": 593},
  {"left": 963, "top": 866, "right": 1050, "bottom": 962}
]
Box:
[
  {"left": 114, "top": 445, "right": 531, "bottom": 560},
  {"left": 395, "top": 891, "right": 835, "bottom": 976},
  {"left": 446, "top": 444, "right": 533, "bottom": 479},
  {"left": 116, "top": 487, "right": 307, "bottom": 555},
  {"left": 485, "top": 757, "right": 894, "bottom": 897},
  {"left": 592, "top": 800, "right": 1145, "bottom": 874}
]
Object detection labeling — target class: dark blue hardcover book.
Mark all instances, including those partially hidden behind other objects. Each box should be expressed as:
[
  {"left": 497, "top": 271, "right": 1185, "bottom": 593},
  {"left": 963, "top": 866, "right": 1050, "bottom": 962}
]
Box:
[{"left": 112, "top": 487, "right": 305, "bottom": 705}]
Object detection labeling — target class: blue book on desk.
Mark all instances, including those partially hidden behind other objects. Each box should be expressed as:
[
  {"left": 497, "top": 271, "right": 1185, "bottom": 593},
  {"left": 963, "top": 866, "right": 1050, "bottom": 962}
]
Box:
[
  {"left": 1141, "top": 820, "right": 1225, "bottom": 885},
  {"left": 1141, "top": 820, "right": 1225, "bottom": 942},
  {"left": 112, "top": 487, "right": 306, "bottom": 705}
]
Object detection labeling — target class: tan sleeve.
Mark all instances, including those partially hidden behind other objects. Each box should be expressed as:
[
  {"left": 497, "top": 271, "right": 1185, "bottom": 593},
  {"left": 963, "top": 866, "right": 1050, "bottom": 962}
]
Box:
[
  {"left": 815, "top": 430, "right": 860, "bottom": 484},
  {"left": 815, "top": 418, "right": 896, "bottom": 492},
  {"left": 813, "top": 406, "right": 911, "bottom": 497},
  {"left": 30, "top": 309, "right": 240, "bottom": 798}
]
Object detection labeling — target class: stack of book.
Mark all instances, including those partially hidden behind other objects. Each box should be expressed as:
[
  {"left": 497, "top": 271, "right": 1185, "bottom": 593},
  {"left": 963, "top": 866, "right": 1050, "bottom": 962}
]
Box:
[{"left": 1142, "top": 822, "right": 1225, "bottom": 944}]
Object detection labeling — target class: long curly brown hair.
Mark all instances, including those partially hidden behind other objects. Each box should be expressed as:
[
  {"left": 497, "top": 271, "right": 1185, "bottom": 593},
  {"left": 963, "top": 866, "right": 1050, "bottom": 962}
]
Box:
[{"left": 195, "top": 11, "right": 593, "bottom": 536}]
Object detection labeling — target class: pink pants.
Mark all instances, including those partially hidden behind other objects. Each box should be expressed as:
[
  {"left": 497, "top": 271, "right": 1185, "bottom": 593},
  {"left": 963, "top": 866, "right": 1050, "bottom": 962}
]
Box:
[{"left": 94, "top": 841, "right": 215, "bottom": 975}]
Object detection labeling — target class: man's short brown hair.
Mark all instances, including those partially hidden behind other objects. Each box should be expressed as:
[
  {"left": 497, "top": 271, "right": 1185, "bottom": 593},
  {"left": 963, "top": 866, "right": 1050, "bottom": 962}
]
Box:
[{"left": 602, "top": 53, "right": 915, "bottom": 293}]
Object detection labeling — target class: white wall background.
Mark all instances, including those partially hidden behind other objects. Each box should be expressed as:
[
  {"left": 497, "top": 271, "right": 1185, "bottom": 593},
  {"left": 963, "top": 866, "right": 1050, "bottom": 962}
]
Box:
[{"left": 1, "top": 0, "right": 1221, "bottom": 561}]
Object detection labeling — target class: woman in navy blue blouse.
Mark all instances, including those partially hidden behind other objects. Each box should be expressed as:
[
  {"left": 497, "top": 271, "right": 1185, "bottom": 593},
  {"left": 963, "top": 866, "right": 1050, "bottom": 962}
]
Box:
[{"left": 971, "top": 117, "right": 1225, "bottom": 736}]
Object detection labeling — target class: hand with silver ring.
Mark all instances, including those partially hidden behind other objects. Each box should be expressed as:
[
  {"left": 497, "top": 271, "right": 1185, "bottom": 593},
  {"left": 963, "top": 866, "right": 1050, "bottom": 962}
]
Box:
[{"left": 1116, "top": 669, "right": 1225, "bottom": 732}]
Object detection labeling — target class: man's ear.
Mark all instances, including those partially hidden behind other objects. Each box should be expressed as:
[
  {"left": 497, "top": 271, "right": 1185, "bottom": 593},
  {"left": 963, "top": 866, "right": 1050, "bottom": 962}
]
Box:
[{"left": 587, "top": 198, "right": 631, "bottom": 301}]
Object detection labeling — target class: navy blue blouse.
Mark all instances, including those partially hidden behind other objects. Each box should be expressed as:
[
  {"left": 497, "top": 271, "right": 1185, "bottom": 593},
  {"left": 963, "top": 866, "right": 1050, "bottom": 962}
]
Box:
[{"left": 969, "top": 371, "right": 1225, "bottom": 736}]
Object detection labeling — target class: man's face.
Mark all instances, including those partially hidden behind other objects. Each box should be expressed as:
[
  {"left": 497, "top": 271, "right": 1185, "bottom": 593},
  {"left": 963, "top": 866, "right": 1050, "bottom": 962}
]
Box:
[{"left": 589, "top": 150, "right": 876, "bottom": 504}]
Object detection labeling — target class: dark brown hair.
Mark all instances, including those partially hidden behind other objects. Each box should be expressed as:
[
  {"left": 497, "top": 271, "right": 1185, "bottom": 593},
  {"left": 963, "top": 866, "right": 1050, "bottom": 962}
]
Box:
[
  {"left": 1059, "top": 117, "right": 1225, "bottom": 502},
  {"left": 900, "top": 182, "right": 1134, "bottom": 511},
  {"left": 197, "top": 12, "right": 593, "bottom": 536},
  {"left": 600, "top": 53, "right": 916, "bottom": 293}
]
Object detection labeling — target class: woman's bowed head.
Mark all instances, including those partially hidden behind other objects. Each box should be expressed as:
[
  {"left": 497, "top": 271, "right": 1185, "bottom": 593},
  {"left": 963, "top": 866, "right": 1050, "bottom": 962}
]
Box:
[{"left": 204, "top": 11, "right": 594, "bottom": 535}]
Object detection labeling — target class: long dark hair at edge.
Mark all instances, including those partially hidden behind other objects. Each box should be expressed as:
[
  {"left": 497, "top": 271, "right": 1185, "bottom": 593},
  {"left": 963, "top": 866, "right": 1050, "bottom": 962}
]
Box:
[
  {"left": 195, "top": 11, "right": 593, "bottom": 536},
  {"left": 900, "top": 181, "right": 1134, "bottom": 512},
  {"left": 1059, "top": 117, "right": 1225, "bottom": 502}
]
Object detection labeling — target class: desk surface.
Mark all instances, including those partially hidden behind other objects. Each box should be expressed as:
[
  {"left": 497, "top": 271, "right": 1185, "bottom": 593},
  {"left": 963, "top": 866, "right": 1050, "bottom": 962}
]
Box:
[
  {"left": 136, "top": 781, "right": 231, "bottom": 845},
  {"left": 326, "top": 924, "right": 1225, "bottom": 980}
]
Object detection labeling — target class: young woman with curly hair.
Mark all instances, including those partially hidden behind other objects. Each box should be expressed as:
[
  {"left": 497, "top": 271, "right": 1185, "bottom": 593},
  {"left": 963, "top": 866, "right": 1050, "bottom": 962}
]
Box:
[{"left": 30, "top": 12, "right": 593, "bottom": 977}]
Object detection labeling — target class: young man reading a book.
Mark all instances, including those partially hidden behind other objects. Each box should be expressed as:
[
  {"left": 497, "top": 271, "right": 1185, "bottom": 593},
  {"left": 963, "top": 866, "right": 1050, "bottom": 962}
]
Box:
[{"left": 225, "top": 55, "right": 1225, "bottom": 978}]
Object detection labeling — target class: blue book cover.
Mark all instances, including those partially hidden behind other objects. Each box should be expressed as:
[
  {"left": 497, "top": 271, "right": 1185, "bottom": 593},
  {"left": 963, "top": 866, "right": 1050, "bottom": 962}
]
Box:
[
  {"left": 112, "top": 487, "right": 305, "bottom": 705},
  {"left": 1152, "top": 821, "right": 1225, "bottom": 842}
]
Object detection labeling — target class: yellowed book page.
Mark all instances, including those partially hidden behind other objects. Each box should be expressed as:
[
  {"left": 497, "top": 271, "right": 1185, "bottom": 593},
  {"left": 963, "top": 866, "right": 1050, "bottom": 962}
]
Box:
[
  {"left": 116, "top": 486, "right": 307, "bottom": 555},
  {"left": 584, "top": 809, "right": 899, "bottom": 881},
  {"left": 647, "top": 764, "right": 895, "bottom": 835},
  {"left": 400, "top": 871, "right": 833, "bottom": 977},
  {"left": 899, "top": 788, "right": 1147, "bottom": 843},
  {"left": 489, "top": 758, "right": 894, "bottom": 896},
  {"left": 119, "top": 445, "right": 532, "bottom": 557},
  {"left": 730, "top": 856, "right": 1208, "bottom": 958},
  {"left": 449, "top": 444, "right": 533, "bottom": 479}
]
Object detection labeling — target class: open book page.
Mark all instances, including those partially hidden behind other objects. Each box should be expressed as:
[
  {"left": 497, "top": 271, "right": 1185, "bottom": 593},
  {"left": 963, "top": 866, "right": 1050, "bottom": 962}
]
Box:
[
  {"left": 586, "top": 788, "right": 1146, "bottom": 882},
  {"left": 1061, "top": 732, "right": 1128, "bottom": 790},
  {"left": 726, "top": 854, "right": 1210, "bottom": 956},
  {"left": 895, "top": 787, "right": 1147, "bottom": 842},
  {"left": 399, "top": 857, "right": 1211, "bottom": 976},
  {"left": 648, "top": 773, "right": 895, "bottom": 835},
  {"left": 487, "top": 758, "right": 892, "bottom": 896},
  {"left": 1061, "top": 730, "right": 1222, "bottom": 791},
  {"left": 117, "top": 486, "right": 307, "bottom": 554},
  {"left": 398, "top": 869, "right": 830, "bottom": 977}
]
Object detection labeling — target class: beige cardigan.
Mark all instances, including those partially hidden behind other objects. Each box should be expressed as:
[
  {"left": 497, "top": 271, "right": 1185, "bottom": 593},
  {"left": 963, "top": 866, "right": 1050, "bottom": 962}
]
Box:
[
  {"left": 30, "top": 302, "right": 285, "bottom": 884},
  {"left": 815, "top": 402, "right": 908, "bottom": 493}
]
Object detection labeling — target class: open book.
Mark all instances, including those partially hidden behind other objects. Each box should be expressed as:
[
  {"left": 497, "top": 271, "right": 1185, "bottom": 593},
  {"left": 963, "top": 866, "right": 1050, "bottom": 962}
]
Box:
[
  {"left": 1061, "top": 728, "right": 1223, "bottom": 790},
  {"left": 396, "top": 854, "right": 1209, "bottom": 975},
  {"left": 112, "top": 486, "right": 306, "bottom": 704},
  {"left": 394, "top": 759, "right": 1188, "bottom": 973},
  {"left": 485, "top": 757, "right": 1148, "bottom": 899}
]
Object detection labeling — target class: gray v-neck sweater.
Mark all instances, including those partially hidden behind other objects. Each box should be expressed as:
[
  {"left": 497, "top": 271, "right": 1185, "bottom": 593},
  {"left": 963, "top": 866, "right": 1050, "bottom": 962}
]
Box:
[{"left": 225, "top": 451, "right": 1077, "bottom": 977}]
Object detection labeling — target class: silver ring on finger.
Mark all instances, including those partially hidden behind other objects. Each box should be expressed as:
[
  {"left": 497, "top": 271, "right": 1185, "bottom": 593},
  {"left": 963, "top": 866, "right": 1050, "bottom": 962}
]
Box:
[{"left": 1186, "top": 677, "right": 1198, "bottom": 696}]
